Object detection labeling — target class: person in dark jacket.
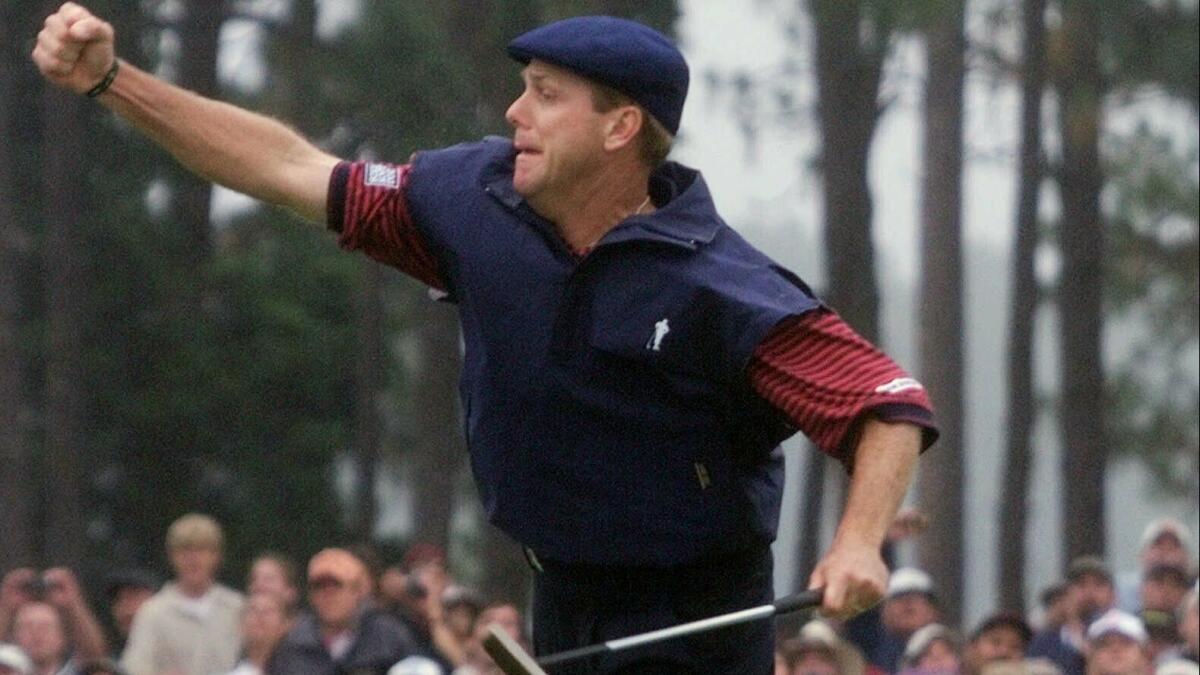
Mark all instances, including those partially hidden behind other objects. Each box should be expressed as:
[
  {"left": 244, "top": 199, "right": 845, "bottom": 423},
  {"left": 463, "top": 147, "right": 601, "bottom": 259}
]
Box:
[{"left": 268, "top": 549, "right": 416, "bottom": 675}]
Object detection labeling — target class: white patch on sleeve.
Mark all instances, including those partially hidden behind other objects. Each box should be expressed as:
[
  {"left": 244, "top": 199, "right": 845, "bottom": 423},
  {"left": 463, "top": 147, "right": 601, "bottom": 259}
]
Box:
[
  {"left": 875, "top": 377, "right": 925, "bottom": 395},
  {"left": 364, "top": 163, "right": 400, "bottom": 189}
]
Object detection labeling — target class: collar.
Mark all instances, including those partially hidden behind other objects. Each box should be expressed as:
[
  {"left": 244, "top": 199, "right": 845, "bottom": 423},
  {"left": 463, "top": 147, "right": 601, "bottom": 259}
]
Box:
[{"left": 481, "top": 145, "right": 724, "bottom": 252}]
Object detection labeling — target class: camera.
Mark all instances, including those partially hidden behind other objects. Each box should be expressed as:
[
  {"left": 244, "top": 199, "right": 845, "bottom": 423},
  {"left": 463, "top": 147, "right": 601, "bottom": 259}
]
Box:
[{"left": 21, "top": 573, "right": 60, "bottom": 600}]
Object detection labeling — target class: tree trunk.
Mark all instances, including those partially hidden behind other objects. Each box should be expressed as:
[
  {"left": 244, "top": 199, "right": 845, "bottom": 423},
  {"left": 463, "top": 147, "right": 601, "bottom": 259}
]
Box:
[
  {"left": 172, "top": 0, "right": 225, "bottom": 257},
  {"left": 1054, "top": 0, "right": 1107, "bottom": 562},
  {"left": 799, "top": 0, "right": 889, "bottom": 586},
  {"left": 0, "top": 13, "right": 36, "bottom": 571},
  {"left": 354, "top": 262, "right": 384, "bottom": 539},
  {"left": 408, "top": 299, "right": 466, "bottom": 551},
  {"left": 916, "top": 0, "right": 967, "bottom": 628},
  {"left": 40, "top": 85, "right": 89, "bottom": 568},
  {"left": 998, "top": 0, "right": 1047, "bottom": 614}
]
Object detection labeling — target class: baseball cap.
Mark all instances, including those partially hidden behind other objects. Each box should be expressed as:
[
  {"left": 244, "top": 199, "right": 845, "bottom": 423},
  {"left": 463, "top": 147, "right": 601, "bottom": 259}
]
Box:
[
  {"left": 1141, "top": 518, "right": 1193, "bottom": 550},
  {"left": 507, "top": 16, "right": 690, "bottom": 135},
  {"left": 1087, "top": 609, "right": 1148, "bottom": 645},
  {"left": 887, "top": 567, "right": 935, "bottom": 599},
  {"left": 1067, "top": 555, "right": 1113, "bottom": 584},
  {"left": 0, "top": 644, "right": 32, "bottom": 675},
  {"left": 971, "top": 612, "right": 1033, "bottom": 645},
  {"left": 902, "top": 623, "right": 960, "bottom": 669},
  {"left": 1157, "top": 660, "right": 1200, "bottom": 675}
]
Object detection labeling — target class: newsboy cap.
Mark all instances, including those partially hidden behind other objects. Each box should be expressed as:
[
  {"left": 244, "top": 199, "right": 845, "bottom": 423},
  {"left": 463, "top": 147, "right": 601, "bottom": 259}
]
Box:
[{"left": 507, "top": 16, "right": 690, "bottom": 135}]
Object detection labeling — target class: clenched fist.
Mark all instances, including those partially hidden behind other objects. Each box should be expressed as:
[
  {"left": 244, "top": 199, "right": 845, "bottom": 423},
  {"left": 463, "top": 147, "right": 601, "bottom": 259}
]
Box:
[{"left": 31, "top": 2, "right": 116, "bottom": 95}]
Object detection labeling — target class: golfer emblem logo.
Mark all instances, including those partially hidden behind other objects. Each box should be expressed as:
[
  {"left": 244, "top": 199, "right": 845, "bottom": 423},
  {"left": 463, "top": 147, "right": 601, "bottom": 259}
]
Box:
[{"left": 647, "top": 318, "right": 670, "bottom": 352}]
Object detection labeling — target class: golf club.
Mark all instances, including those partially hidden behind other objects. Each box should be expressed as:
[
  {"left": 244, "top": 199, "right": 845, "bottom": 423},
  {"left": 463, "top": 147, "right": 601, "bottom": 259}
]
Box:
[{"left": 483, "top": 587, "right": 824, "bottom": 674}]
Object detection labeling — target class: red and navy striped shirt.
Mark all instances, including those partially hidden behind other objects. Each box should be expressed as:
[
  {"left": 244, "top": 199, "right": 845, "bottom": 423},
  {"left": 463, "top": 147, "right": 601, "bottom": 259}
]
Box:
[{"left": 327, "top": 161, "right": 937, "bottom": 460}]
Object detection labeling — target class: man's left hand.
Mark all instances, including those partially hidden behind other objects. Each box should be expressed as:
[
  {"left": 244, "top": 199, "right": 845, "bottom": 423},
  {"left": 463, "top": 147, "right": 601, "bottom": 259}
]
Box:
[{"left": 807, "top": 540, "right": 889, "bottom": 620}]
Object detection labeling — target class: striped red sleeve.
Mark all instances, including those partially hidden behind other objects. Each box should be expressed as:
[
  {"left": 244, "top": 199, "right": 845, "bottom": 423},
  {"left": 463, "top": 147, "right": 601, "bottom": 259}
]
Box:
[
  {"left": 748, "top": 309, "right": 938, "bottom": 461},
  {"left": 326, "top": 161, "right": 447, "bottom": 291}
]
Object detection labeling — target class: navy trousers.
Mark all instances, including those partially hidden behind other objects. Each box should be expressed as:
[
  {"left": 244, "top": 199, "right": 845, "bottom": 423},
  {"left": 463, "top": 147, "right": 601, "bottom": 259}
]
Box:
[{"left": 530, "top": 546, "right": 775, "bottom": 675}]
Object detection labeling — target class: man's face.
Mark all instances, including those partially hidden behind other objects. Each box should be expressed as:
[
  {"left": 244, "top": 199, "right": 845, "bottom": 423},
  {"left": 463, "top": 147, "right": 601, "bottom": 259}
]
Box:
[
  {"left": 917, "top": 638, "right": 961, "bottom": 672},
  {"left": 112, "top": 586, "right": 155, "bottom": 636},
  {"left": 249, "top": 558, "right": 296, "bottom": 609},
  {"left": 1139, "top": 571, "right": 1188, "bottom": 612},
  {"left": 1073, "top": 573, "right": 1115, "bottom": 620},
  {"left": 882, "top": 593, "right": 939, "bottom": 636},
  {"left": 241, "top": 592, "right": 291, "bottom": 649},
  {"left": 967, "top": 626, "right": 1027, "bottom": 669},
  {"left": 169, "top": 545, "right": 220, "bottom": 590},
  {"left": 505, "top": 60, "right": 614, "bottom": 203},
  {"left": 307, "top": 552, "right": 368, "bottom": 631},
  {"left": 791, "top": 649, "right": 838, "bottom": 675},
  {"left": 1087, "top": 633, "right": 1151, "bottom": 675},
  {"left": 12, "top": 602, "right": 67, "bottom": 665}
]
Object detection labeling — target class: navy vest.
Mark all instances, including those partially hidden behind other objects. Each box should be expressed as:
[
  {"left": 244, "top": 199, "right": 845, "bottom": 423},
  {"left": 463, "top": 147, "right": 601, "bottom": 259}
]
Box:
[{"left": 406, "top": 138, "right": 821, "bottom": 566}]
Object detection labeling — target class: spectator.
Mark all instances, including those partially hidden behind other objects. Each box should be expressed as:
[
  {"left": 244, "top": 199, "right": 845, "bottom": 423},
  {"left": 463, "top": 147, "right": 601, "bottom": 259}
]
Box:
[
  {"left": 103, "top": 571, "right": 159, "bottom": 657},
  {"left": 246, "top": 555, "right": 300, "bottom": 613},
  {"left": 1037, "top": 584, "right": 1071, "bottom": 633},
  {"left": 121, "top": 513, "right": 244, "bottom": 675},
  {"left": 0, "top": 643, "right": 32, "bottom": 675},
  {"left": 268, "top": 548, "right": 416, "bottom": 674},
  {"left": 865, "top": 567, "right": 942, "bottom": 672},
  {"left": 10, "top": 568, "right": 110, "bottom": 675},
  {"left": 455, "top": 603, "right": 529, "bottom": 675},
  {"left": 964, "top": 614, "right": 1033, "bottom": 675},
  {"left": 1142, "top": 565, "right": 1193, "bottom": 614},
  {"left": 1084, "top": 609, "right": 1153, "bottom": 675},
  {"left": 225, "top": 592, "right": 293, "bottom": 675},
  {"left": 1118, "top": 520, "right": 1194, "bottom": 612},
  {"left": 1030, "top": 556, "right": 1117, "bottom": 675},
  {"left": 899, "top": 623, "right": 962, "bottom": 674},
  {"left": 778, "top": 620, "right": 867, "bottom": 675}
]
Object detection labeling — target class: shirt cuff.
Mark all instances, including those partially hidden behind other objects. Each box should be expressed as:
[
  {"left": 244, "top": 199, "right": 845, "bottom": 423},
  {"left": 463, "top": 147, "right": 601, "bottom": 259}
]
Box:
[{"left": 326, "top": 161, "right": 351, "bottom": 233}]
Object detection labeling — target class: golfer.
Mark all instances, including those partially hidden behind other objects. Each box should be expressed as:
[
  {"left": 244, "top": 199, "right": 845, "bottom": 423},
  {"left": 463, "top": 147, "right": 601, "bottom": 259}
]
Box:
[{"left": 34, "top": 5, "right": 938, "bottom": 673}]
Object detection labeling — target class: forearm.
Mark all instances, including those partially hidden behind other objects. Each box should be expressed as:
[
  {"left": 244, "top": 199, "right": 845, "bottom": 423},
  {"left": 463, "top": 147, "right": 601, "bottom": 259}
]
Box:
[
  {"left": 66, "top": 602, "right": 109, "bottom": 660},
  {"left": 832, "top": 418, "right": 921, "bottom": 551},
  {"left": 98, "top": 60, "right": 337, "bottom": 221}
]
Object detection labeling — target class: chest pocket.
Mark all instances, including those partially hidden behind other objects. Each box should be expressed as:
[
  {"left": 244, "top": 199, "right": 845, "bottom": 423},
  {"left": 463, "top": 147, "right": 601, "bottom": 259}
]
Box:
[{"left": 584, "top": 280, "right": 718, "bottom": 382}]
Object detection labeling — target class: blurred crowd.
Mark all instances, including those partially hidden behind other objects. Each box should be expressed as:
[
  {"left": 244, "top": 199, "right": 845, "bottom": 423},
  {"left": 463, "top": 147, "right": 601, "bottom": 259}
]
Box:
[
  {"left": 0, "top": 512, "right": 1195, "bottom": 675},
  {"left": 0, "top": 514, "right": 524, "bottom": 675},
  {"left": 774, "top": 513, "right": 1199, "bottom": 675}
]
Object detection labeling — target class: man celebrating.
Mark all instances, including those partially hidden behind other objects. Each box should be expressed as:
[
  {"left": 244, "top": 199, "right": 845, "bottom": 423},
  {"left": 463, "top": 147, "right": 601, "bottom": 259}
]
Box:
[{"left": 33, "top": 5, "right": 937, "bottom": 672}]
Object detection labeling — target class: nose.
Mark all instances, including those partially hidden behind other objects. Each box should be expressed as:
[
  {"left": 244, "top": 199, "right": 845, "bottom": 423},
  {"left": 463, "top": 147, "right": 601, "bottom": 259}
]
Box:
[{"left": 505, "top": 89, "right": 529, "bottom": 129}]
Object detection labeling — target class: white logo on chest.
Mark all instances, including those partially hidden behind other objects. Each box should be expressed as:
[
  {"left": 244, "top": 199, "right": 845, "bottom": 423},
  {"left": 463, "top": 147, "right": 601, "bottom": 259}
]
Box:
[{"left": 647, "top": 318, "right": 671, "bottom": 351}]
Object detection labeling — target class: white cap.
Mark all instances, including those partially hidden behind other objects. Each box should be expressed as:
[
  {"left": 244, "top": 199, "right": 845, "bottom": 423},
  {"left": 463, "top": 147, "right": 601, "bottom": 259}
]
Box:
[
  {"left": 0, "top": 645, "right": 31, "bottom": 675},
  {"left": 1157, "top": 660, "right": 1200, "bottom": 675},
  {"left": 887, "top": 567, "right": 934, "bottom": 599},
  {"left": 1087, "top": 609, "right": 1148, "bottom": 645},
  {"left": 796, "top": 619, "right": 840, "bottom": 649},
  {"left": 387, "top": 656, "right": 444, "bottom": 675},
  {"left": 1140, "top": 518, "right": 1193, "bottom": 551},
  {"left": 902, "top": 623, "right": 959, "bottom": 668}
]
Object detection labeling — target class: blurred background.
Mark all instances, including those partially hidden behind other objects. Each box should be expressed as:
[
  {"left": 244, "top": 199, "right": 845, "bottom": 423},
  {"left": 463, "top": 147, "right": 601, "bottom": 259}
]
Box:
[{"left": 0, "top": 0, "right": 1196, "bottom": 631}]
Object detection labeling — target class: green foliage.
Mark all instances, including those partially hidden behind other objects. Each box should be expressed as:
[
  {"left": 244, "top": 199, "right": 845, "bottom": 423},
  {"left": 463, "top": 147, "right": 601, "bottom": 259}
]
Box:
[{"left": 1104, "top": 124, "right": 1199, "bottom": 492}]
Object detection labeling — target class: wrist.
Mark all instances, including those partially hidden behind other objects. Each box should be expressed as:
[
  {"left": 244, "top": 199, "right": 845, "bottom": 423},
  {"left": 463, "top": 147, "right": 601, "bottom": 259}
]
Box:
[{"left": 86, "top": 59, "right": 120, "bottom": 98}]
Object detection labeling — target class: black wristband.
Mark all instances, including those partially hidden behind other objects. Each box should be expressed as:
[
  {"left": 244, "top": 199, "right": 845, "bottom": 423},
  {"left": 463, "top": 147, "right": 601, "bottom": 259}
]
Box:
[{"left": 86, "top": 60, "right": 120, "bottom": 98}]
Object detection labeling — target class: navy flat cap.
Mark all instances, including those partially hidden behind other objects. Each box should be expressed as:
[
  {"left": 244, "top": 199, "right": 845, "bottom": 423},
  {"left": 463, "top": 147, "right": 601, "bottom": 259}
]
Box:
[{"left": 507, "top": 16, "right": 689, "bottom": 135}]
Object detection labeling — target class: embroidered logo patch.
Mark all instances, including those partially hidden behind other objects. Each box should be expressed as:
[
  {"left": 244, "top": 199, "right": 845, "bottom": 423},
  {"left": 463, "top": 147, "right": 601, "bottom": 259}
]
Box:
[
  {"left": 364, "top": 163, "right": 399, "bottom": 189},
  {"left": 875, "top": 377, "right": 925, "bottom": 395},
  {"left": 646, "top": 318, "right": 671, "bottom": 351}
]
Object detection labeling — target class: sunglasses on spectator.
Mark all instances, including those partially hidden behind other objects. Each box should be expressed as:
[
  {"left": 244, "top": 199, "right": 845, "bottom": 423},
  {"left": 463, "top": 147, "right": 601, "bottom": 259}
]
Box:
[{"left": 307, "top": 575, "right": 351, "bottom": 592}]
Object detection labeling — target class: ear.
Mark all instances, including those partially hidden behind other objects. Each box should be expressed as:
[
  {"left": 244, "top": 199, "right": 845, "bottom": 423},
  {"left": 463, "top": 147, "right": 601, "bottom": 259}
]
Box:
[{"left": 603, "top": 105, "right": 644, "bottom": 153}]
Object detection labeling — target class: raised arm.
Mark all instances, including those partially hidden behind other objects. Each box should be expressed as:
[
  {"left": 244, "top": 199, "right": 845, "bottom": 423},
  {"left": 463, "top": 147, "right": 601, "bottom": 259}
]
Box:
[{"left": 31, "top": 2, "right": 339, "bottom": 223}]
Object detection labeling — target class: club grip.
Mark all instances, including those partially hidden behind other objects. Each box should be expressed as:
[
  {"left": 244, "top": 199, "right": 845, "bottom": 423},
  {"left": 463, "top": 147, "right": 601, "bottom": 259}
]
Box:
[{"left": 772, "top": 587, "right": 824, "bottom": 615}]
